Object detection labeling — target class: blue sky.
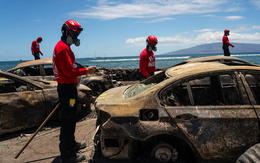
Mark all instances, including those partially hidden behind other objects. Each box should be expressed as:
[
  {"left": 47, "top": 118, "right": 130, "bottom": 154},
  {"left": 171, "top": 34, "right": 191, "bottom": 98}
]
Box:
[{"left": 1, "top": 0, "right": 260, "bottom": 61}]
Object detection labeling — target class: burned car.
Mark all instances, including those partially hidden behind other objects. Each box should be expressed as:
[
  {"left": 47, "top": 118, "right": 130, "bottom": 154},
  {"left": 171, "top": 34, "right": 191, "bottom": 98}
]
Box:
[
  {"left": 94, "top": 56, "right": 260, "bottom": 163},
  {"left": 0, "top": 70, "right": 91, "bottom": 135},
  {"left": 171, "top": 55, "right": 258, "bottom": 67},
  {"left": 6, "top": 58, "right": 114, "bottom": 96}
]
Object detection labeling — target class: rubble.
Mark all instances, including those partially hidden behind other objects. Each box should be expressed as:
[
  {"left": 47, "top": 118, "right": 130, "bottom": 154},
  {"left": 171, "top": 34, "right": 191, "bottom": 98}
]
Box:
[{"left": 93, "top": 67, "right": 167, "bottom": 87}]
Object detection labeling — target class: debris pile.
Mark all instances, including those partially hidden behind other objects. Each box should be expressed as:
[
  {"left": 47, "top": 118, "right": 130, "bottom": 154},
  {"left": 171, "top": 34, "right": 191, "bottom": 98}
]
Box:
[{"left": 94, "top": 67, "right": 166, "bottom": 82}]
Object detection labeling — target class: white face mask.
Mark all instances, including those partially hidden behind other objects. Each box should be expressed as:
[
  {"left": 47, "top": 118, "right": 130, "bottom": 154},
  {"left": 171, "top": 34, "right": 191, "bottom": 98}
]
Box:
[
  {"left": 66, "top": 37, "right": 81, "bottom": 46},
  {"left": 148, "top": 46, "right": 152, "bottom": 52},
  {"left": 66, "top": 31, "right": 81, "bottom": 46},
  {"left": 66, "top": 37, "right": 73, "bottom": 45},
  {"left": 147, "top": 46, "right": 157, "bottom": 52}
]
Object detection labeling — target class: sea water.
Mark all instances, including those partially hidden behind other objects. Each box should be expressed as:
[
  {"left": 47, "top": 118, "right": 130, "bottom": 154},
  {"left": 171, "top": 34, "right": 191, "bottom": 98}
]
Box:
[{"left": 1, "top": 53, "right": 260, "bottom": 71}]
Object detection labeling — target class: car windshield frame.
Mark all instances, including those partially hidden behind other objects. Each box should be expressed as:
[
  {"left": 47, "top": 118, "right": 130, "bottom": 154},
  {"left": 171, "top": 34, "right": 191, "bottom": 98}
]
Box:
[{"left": 124, "top": 70, "right": 168, "bottom": 98}]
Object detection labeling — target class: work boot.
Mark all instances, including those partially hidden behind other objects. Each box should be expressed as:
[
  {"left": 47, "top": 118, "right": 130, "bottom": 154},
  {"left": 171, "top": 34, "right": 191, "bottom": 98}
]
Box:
[
  {"left": 72, "top": 141, "right": 87, "bottom": 151},
  {"left": 60, "top": 153, "right": 86, "bottom": 163}
]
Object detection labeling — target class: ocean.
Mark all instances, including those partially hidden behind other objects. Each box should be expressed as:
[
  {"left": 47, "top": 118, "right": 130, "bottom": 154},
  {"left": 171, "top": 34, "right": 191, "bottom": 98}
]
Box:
[{"left": 1, "top": 53, "right": 260, "bottom": 71}]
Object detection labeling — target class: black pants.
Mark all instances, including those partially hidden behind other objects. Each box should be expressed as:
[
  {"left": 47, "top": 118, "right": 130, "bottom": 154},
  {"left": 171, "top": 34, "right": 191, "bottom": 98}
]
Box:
[
  {"left": 222, "top": 45, "right": 230, "bottom": 56},
  {"left": 57, "top": 83, "right": 78, "bottom": 158},
  {"left": 34, "top": 52, "right": 40, "bottom": 60}
]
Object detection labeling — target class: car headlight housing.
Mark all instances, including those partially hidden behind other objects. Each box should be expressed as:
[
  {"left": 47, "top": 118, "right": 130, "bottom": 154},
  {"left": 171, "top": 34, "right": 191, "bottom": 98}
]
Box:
[{"left": 139, "top": 109, "right": 158, "bottom": 121}]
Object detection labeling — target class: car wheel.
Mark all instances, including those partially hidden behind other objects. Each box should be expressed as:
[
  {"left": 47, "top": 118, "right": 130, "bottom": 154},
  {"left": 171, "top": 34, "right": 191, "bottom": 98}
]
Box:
[
  {"left": 87, "top": 81, "right": 103, "bottom": 96},
  {"left": 236, "top": 143, "right": 260, "bottom": 163},
  {"left": 151, "top": 143, "right": 178, "bottom": 163}
]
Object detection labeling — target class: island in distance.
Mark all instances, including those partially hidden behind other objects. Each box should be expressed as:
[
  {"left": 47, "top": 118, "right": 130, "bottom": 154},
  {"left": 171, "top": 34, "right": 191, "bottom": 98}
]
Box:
[{"left": 162, "top": 42, "right": 260, "bottom": 55}]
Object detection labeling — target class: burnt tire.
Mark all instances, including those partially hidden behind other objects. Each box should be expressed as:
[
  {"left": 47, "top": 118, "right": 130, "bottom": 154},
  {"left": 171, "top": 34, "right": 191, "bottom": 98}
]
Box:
[
  {"left": 236, "top": 143, "right": 260, "bottom": 163},
  {"left": 87, "top": 81, "right": 104, "bottom": 96},
  {"left": 151, "top": 143, "right": 176, "bottom": 163}
]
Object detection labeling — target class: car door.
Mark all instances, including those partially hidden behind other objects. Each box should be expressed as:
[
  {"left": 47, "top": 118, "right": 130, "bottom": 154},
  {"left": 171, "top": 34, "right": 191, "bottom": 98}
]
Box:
[
  {"left": 161, "top": 71, "right": 259, "bottom": 162},
  {"left": 0, "top": 75, "right": 46, "bottom": 135},
  {"left": 239, "top": 70, "right": 260, "bottom": 133}
]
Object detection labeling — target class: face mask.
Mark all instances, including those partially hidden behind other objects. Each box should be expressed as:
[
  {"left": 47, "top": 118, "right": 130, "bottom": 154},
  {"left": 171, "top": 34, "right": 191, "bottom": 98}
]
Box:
[
  {"left": 148, "top": 46, "right": 152, "bottom": 52},
  {"left": 152, "top": 46, "right": 157, "bottom": 52},
  {"left": 147, "top": 46, "right": 157, "bottom": 52},
  {"left": 75, "top": 39, "right": 80, "bottom": 46},
  {"left": 66, "top": 31, "right": 80, "bottom": 46},
  {"left": 66, "top": 37, "right": 73, "bottom": 45}
]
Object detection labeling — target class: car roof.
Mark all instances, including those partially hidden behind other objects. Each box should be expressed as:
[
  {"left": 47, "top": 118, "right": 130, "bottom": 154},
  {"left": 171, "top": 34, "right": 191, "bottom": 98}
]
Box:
[
  {"left": 17, "top": 58, "right": 52, "bottom": 67},
  {"left": 166, "top": 61, "right": 260, "bottom": 77},
  {"left": 7, "top": 58, "right": 85, "bottom": 72},
  {"left": 7, "top": 58, "right": 53, "bottom": 72},
  {"left": 172, "top": 56, "right": 258, "bottom": 67},
  {"left": 0, "top": 70, "right": 43, "bottom": 88}
]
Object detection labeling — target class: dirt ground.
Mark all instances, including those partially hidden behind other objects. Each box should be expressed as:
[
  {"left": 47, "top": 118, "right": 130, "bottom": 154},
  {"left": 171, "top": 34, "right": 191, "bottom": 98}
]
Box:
[
  {"left": 0, "top": 105, "right": 98, "bottom": 163},
  {"left": 0, "top": 81, "right": 140, "bottom": 163},
  {"left": 0, "top": 81, "right": 157, "bottom": 163}
]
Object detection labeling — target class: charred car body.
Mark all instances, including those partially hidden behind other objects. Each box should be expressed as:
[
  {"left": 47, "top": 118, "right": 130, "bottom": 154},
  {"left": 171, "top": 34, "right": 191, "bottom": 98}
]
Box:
[
  {"left": 0, "top": 70, "right": 91, "bottom": 135},
  {"left": 6, "top": 58, "right": 114, "bottom": 97},
  {"left": 94, "top": 56, "right": 260, "bottom": 163}
]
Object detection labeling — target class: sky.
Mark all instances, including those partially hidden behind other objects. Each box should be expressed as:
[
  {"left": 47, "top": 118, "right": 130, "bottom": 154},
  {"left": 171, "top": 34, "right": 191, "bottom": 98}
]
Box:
[{"left": 1, "top": 0, "right": 260, "bottom": 61}]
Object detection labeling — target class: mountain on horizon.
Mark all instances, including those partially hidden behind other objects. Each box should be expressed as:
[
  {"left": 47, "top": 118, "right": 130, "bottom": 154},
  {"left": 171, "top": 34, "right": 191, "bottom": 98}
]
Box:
[{"left": 162, "top": 42, "right": 260, "bottom": 55}]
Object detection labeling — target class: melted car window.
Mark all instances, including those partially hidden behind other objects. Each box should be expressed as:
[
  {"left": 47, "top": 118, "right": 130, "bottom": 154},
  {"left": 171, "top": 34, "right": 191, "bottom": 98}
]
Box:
[
  {"left": 0, "top": 76, "right": 34, "bottom": 93},
  {"left": 161, "top": 74, "right": 241, "bottom": 106},
  {"left": 125, "top": 70, "right": 167, "bottom": 98},
  {"left": 162, "top": 82, "right": 190, "bottom": 106},
  {"left": 125, "top": 83, "right": 156, "bottom": 98},
  {"left": 244, "top": 74, "right": 260, "bottom": 104},
  {"left": 12, "top": 68, "right": 26, "bottom": 76},
  {"left": 21, "top": 66, "right": 41, "bottom": 76}
]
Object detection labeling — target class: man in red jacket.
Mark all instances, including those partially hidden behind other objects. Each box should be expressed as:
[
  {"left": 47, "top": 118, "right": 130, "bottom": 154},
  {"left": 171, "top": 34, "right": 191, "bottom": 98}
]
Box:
[
  {"left": 139, "top": 35, "right": 158, "bottom": 80},
  {"left": 222, "top": 29, "right": 234, "bottom": 56},
  {"left": 31, "top": 37, "right": 43, "bottom": 60},
  {"left": 53, "top": 20, "right": 96, "bottom": 163}
]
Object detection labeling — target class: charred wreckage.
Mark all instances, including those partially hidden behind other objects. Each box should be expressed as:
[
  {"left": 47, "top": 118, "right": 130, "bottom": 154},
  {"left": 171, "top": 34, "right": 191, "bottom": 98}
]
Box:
[
  {"left": 3, "top": 56, "right": 260, "bottom": 162},
  {"left": 0, "top": 70, "right": 91, "bottom": 135},
  {"left": 94, "top": 56, "right": 260, "bottom": 163}
]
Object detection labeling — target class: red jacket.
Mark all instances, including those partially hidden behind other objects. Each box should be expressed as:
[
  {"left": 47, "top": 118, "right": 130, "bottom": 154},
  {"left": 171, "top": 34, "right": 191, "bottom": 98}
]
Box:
[
  {"left": 222, "top": 35, "right": 233, "bottom": 47},
  {"left": 31, "top": 40, "right": 43, "bottom": 55},
  {"left": 139, "top": 48, "right": 155, "bottom": 78},
  {"left": 52, "top": 40, "right": 86, "bottom": 84}
]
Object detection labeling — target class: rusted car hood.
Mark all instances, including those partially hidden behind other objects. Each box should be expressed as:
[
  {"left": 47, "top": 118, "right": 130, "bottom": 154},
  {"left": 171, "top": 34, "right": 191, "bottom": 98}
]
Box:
[
  {"left": 96, "top": 86, "right": 129, "bottom": 104},
  {"left": 95, "top": 85, "right": 159, "bottom": 117}
]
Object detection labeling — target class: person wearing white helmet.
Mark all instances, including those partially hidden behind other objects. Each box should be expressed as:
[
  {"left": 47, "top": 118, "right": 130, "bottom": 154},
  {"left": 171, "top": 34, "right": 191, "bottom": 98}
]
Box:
[
  {"left": 53, "top": 20, "right": 96, "bottom": 163},
  {"left": 222, "top": 29, "right": 234, "bottom": 56}
]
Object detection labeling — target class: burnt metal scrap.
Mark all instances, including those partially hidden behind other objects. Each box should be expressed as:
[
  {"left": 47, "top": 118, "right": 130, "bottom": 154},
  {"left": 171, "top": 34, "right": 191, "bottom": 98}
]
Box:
[
  {"left": 94, "top": 56, "right": 260, "bottom": 163},
  {"left": 95, "top": 67, "right": 166, "bottom": 82},
  {"left": 6, "top": 58, "right": 114, "bottom": 97},
  {"left": 0, "top": 70, "right": 90, "bottom": 136}
]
